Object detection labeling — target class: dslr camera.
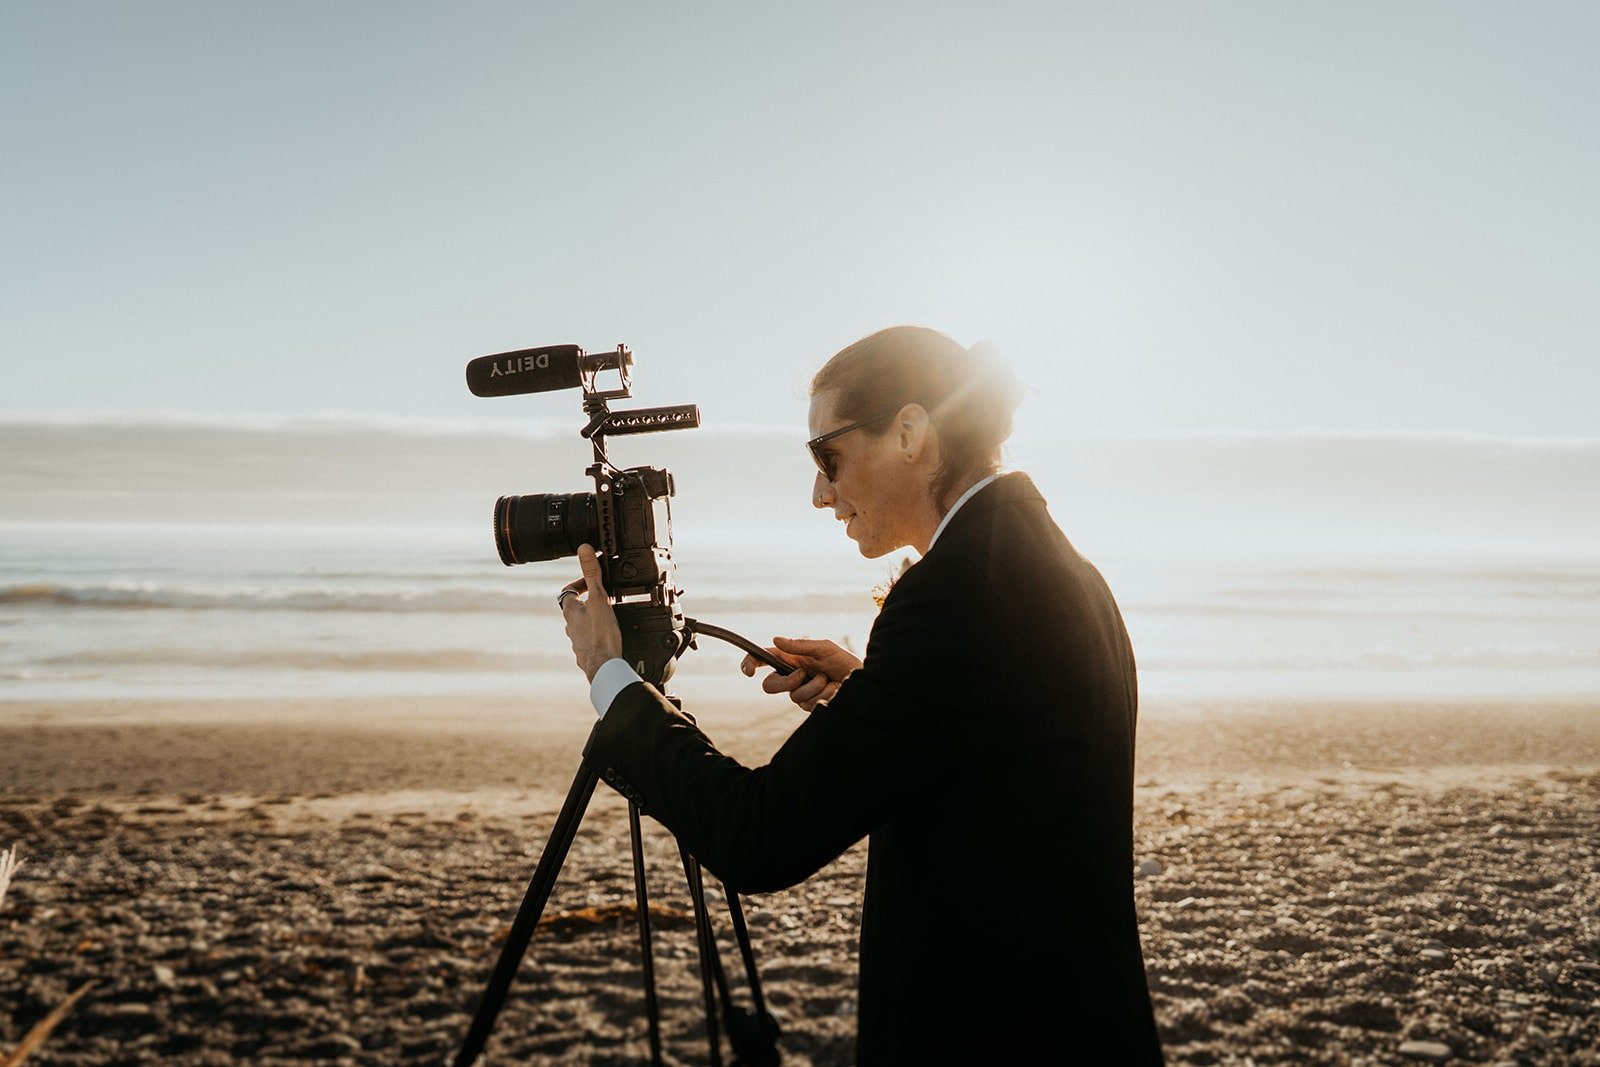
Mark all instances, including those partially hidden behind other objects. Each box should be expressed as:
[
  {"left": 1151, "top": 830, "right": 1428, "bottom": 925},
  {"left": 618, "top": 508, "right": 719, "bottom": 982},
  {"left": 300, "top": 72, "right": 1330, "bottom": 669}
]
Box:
[{"left": 466, "top": 342, "right": 699, "bottom": 682}]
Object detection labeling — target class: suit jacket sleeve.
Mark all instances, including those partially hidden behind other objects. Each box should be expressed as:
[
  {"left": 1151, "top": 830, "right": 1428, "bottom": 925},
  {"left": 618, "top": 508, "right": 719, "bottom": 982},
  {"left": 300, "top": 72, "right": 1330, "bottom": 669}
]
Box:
[{"left": 588, "top": 554, "right": 988, "bottom": 894}]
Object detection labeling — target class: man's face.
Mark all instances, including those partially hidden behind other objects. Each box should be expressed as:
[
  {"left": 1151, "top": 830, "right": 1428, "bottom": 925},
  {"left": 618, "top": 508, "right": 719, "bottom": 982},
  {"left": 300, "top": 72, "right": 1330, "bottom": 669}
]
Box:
[{"left": 807, "top": 390, "right": 919, "bottom": 558}]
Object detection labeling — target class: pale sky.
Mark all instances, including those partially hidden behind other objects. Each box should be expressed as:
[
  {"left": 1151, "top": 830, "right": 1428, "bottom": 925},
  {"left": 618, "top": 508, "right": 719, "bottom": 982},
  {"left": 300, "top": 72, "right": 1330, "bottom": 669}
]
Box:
[{"left": 3, "top": 1, "right": 1597, "bottom": 442}]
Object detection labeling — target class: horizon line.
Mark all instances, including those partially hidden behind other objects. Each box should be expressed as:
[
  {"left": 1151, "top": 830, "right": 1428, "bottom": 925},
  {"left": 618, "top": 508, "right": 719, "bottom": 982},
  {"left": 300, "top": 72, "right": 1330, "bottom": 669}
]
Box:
[{"left": 0, "top": 407, "right": 1596, "bottom": 450}]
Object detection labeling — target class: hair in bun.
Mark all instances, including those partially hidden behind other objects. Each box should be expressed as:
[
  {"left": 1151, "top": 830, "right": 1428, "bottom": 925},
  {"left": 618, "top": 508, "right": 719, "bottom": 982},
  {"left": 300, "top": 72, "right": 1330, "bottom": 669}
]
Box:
[{"left": 811, "top": 326, "right": 1025, "bottom": 503}]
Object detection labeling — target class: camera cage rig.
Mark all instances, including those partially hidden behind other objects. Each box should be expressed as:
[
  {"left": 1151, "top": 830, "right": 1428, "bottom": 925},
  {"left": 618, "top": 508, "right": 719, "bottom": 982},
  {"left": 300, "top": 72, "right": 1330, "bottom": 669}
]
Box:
[{"left": 454, "top": 342, "right": 793, "bottom": 1067}]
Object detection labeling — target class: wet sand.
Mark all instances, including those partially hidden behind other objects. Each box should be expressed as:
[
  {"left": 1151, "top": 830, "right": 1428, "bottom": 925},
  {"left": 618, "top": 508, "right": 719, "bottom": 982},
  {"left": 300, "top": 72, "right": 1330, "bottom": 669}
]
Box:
[{"left": 2, "top": 697, "right": 1598, "bottom": 1065}]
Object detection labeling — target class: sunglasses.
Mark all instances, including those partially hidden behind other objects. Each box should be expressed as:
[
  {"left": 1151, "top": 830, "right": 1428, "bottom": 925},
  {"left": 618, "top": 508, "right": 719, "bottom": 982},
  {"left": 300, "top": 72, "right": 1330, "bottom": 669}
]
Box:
[{"left": 806, "top": 410, "right": 898, "bottom": 481}]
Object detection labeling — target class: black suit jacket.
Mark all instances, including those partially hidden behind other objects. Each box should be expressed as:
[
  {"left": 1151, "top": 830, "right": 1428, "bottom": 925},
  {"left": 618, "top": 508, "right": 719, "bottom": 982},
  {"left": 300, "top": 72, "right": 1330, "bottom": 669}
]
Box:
[{"left": 591, "top": 472, "right": 1164, "bottom": 1065}]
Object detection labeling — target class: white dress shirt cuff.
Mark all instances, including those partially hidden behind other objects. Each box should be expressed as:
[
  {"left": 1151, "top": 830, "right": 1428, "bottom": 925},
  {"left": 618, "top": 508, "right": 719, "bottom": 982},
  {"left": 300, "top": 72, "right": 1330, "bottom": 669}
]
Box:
[{"left": 590, "top": 657, "right": 642, "bottom": 718}]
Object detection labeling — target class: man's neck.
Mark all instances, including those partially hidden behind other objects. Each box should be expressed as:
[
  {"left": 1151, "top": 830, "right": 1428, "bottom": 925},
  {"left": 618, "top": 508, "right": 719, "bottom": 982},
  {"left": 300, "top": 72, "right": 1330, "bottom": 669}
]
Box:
[{"left": 911, "top": 469, "right": 1003, "bottom": 555}]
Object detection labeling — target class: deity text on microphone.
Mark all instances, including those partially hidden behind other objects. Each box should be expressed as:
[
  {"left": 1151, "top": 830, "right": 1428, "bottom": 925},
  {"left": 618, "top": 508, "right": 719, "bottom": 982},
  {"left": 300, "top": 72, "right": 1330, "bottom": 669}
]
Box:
[{"left": 490, "top": 352, "right": 551, "bottom": 377}]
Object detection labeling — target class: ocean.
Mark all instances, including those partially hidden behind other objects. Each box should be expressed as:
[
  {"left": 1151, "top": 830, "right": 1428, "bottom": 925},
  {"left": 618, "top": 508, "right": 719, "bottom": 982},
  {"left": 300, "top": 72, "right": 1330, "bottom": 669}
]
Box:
[{"left": 2, "top": 415, "right": 1596, "bottom": 708}]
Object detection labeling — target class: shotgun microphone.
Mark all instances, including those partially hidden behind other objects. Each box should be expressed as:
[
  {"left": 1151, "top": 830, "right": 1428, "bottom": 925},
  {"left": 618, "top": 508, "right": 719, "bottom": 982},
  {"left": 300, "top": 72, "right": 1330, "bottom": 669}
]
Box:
[
  {"left": 465, "top": 344, "right": 586, "bottom": 397},
  {"left": 467, "top": 342, "right": 637, "bottom": 400}
]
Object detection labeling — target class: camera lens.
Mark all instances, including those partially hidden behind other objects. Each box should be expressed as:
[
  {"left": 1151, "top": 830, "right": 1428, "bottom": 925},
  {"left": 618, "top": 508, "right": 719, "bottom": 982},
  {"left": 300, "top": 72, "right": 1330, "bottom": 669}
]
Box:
[{"left": 493, "top": 492, "right": 597, "bottom": 566}]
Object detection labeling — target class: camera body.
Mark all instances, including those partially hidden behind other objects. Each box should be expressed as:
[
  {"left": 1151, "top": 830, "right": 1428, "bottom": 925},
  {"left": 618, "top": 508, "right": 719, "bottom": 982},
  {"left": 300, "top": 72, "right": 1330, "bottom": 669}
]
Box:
[{"left": 493, "top": 464, "right": 676, "bottom": 600}]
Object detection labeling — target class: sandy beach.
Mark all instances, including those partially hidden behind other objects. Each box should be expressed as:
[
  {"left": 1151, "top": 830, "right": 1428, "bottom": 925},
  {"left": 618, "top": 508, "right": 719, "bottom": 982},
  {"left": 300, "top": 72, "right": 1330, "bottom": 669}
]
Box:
[{"left": 2, "top": 696, "right": 1598, "bottom": 1065}]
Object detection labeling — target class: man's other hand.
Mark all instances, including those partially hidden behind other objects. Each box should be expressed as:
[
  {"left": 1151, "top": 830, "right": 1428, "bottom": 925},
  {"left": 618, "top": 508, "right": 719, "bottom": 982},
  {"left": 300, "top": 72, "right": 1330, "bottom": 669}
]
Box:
[{"left": 740, "top": 636, "right": 862, "bottom": 713}]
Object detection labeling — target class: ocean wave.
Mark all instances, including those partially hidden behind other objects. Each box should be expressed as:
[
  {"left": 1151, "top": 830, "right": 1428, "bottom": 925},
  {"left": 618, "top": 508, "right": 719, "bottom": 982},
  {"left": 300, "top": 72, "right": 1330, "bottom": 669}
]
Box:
[
  {"left": 0, "top": 581, "right": 526, "bottom": 613},
  {"left": 1271, "top": 566, "right": 1600, "bottom": 592},
  {"left": 0, "top": 581, "right": 877, "bottom": 616},
  {"left": 1129, "top": 600, "right": 1474, "bottom": 621},
  {"left": 0, "top": 666, "right": 104, "bottom": 682},
  {"left": 40, "top": 646, "right": 574, "bottom": 673},
  {"left": 1143, "top": 645, "right": 1600, "bottom": 672}
]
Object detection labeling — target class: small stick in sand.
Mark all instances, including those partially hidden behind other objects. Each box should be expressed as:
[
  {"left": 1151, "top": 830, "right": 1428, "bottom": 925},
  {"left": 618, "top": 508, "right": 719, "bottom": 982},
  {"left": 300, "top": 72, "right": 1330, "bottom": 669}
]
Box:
[
  {"left": 0, "top": 843, "right": 97, "bottom": 1067},
  {"left": 0, "top": 980, "right": 98, "bottom": 1067}
]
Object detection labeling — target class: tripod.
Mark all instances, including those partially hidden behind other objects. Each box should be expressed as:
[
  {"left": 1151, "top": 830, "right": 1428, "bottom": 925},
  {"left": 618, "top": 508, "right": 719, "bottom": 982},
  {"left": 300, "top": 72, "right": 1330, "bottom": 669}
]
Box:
[{"left": 451, "top": 615, "right": 792, "bottom": 1067}]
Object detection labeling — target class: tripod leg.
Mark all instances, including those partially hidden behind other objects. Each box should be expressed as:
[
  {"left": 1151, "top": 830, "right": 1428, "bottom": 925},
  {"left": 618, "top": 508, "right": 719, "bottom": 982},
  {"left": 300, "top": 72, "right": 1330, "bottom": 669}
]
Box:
[
  {"left": 721, "top": 887, "right": 782, "bottom": 1067},
  {"left": 628, "top": 800, "right": 664, "bottom": 1067},
  {"left": 725, "top": 891, "right": 768, "bottom": 1019},
  {"left": 679, "top": 843, "right": 725, "bottom": 1067},
  {"left": 452, "top": 757, "right": 600, "bottom": 1067}
]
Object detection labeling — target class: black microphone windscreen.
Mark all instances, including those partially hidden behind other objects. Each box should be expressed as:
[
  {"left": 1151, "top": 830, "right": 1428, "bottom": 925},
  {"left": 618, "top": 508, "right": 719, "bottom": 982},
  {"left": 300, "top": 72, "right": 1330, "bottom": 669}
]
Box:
[{"left": 466, "top": 345, "right": 585, "bottom": 397}]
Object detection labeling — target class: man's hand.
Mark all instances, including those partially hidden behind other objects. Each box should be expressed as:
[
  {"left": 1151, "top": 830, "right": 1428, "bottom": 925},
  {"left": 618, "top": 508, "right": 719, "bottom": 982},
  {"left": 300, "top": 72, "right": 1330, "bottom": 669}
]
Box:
[
  {"left": 560, "top": 544, "right": 624, "bottom": 682},
  {"left": 740, "top": 636, "right": 862, "bottom": 713}
]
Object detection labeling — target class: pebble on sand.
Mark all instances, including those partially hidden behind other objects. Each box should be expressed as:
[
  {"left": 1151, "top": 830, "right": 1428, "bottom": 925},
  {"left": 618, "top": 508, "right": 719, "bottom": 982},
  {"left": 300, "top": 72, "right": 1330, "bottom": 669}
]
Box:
[{"left": 1398, "top": 1039, "right": 1453, "bottom": 1062}]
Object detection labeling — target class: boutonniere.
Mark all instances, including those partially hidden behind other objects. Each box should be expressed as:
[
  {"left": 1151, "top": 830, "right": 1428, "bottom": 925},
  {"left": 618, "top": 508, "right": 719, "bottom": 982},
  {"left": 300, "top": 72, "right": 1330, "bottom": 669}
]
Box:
[{"left": 870, "top": 554, "right": 917, "bottom": 608}]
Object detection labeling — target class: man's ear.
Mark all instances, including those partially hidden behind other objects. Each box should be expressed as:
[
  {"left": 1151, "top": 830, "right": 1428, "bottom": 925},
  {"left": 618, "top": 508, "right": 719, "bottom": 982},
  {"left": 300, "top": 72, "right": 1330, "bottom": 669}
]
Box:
[{"left": 896, "top": 403, "right": 932, "bottom": 463}]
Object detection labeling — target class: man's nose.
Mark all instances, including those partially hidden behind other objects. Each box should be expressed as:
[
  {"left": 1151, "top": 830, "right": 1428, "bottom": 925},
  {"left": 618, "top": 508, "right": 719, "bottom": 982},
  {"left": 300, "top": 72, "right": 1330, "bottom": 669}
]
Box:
[{"left": 812, "top": 471, "right": 834, "bottom": 510}]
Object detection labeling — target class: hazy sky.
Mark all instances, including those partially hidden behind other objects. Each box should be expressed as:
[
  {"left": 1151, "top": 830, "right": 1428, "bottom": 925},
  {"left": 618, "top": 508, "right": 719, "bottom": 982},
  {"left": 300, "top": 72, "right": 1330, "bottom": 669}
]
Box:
[{"left": 3, "top": 1, "right": 1597, "bottom": 441}]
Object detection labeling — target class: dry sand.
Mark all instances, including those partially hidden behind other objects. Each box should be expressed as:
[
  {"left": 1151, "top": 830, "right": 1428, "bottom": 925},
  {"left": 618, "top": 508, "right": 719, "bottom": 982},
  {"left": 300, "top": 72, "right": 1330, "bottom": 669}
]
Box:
[{"left": 2, "top": 696, "right": 1598, "bottom": 1065}]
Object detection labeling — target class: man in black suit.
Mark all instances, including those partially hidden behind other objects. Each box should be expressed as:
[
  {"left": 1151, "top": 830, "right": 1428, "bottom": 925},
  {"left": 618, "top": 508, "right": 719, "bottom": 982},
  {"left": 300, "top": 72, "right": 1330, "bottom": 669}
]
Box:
[{"left": 561, "top": 326, "right": 1165, "bottom": 1064}]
